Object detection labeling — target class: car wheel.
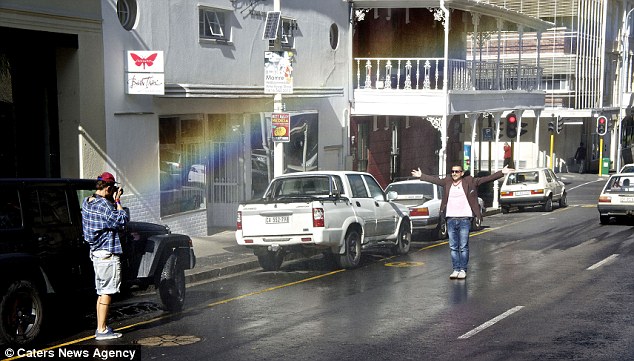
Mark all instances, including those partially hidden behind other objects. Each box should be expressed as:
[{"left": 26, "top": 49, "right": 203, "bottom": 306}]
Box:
[
  {"left": 501, "top": 206, "right": 510, "bottom": 214},
  {"left": 559, "top": 192, "right": 568, "bottom": 208},
  {"left": 338, "top": 228, "right": 362, "bottom": 269},
  {"left": 433, "top": 220, "right": 448, "bottom": 240},
  {"left": 391, "top": 222, "right": 411, "bottom": 255},
  {"left": 257, "top": 250, "right": 285, "bottom": 272},
  {"left": 0, "top": 280, "right": 44, "bottom": 345},
  {"left": 157, "top": 253, "right": 186, "bottom": 312},
  {"left": 543, "top": 197, "right": 553, "bottom": 212},
  {"left": 600, "top": 215, "right": 610, "bottom": 225}
]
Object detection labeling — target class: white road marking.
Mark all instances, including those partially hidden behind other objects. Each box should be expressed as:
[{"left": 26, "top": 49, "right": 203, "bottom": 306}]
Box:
[
  {"left": 458, "top": 306, "right": 524, "bottom": 339},
  {"left": 567, "top": 178, "right": 605, "bottom": 191},
  {"left": 587, "top": 254, "right": 619, "bottom": 270}
]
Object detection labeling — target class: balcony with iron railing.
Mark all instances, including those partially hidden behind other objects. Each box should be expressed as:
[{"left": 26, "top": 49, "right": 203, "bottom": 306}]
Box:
[
  {"left": 352, "top": 57, "right": 545, "bottom": 117},
  {"left": 354, "top": 58, "right": 541, "bottom": 91}
]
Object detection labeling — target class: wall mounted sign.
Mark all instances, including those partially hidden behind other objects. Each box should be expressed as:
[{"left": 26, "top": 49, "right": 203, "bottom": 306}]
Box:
[{"left": 126, "top": 51, "right": 164, "bottom": 95}]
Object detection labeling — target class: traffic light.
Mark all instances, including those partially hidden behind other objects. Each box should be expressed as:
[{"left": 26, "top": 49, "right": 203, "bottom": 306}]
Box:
[
  {"left": 520, "top": 122, "right": 528, "bottom": 136},
  {"left": 548, "top": 118, "right": 555, "bottom": 132},
  {"left": 596, "top": 115, "right": 608, "bottom": 136},
  {"left": 506, "top": 112, "right": 517, "bottom": 138},
  {"left": 556, "top": 116, "right": 564, "bottom": 134}
]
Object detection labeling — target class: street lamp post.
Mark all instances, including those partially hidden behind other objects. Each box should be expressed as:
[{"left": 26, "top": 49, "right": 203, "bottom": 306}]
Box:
[{"left": 618, "top": 8, "right": 634, "bottom": 172}]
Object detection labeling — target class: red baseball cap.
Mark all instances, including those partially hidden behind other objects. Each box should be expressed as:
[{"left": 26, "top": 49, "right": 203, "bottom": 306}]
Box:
[{"left": 97, "top": 172, "right": 118, "bottom": 184}]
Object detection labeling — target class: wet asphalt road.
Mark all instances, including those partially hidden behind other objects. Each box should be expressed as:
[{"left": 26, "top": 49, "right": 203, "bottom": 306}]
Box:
[{"left": 7, "top": 174, "right": 634, "bottom": 361}]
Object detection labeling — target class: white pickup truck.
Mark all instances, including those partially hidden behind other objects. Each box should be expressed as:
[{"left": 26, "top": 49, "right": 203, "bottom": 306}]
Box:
[{"left": 236, "top": 171, "right": 412, "bottom": 270}]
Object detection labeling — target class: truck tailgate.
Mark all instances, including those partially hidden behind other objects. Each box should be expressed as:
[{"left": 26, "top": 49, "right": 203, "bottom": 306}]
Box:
[{"left": 240, "top": 202, "right": 314, "bottom": 237}]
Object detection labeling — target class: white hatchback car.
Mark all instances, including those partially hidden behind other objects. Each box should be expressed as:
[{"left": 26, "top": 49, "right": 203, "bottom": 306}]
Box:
[
  {"left": 597, "top": 173, "right": 634, "bottom": 224},
  {"left": 619, "top": 163, "right": 634, "bottom": 173},
  {"left": 385, "top": 179, "right": 485, "bottom": 240},
  {"left": 499, "top": 168, "right": 567, "bottom": 213}
]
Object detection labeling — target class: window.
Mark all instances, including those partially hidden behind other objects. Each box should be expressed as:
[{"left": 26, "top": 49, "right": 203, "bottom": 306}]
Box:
[
  {"left": 280, "top": 19, "right": 296, "bottom": 48},
  {"left": 363, "top": 175, "right": 385, "bottom": 201},
  {"left": 506, "top": 172, "right": 539, "bottom": 185},
  {"left": 386, "top": 183, "right": 433, "bottom": 198},
  {"left": 117, "top": 0, "right": 137, "bottom": 31},
  {"left": 159, "top": 116, "right": 207, "bottom": 217},
  {"left": 29, "top": 189, "right": 70, "bottom": 225},
  {"left": 0, "top": 189, "right": 22, "bottom": 229},
  {"left": 329, "top": 23, "right": 339, "bottom": 50},
  {"left": 199, "top": 7, "right": 230, "bottom": 42},
  {"left": 347, "top": 174, "right": 369, "bottom": 198},
  {"left": 269, "top": 18, "right": 296, "bottom": 49}
]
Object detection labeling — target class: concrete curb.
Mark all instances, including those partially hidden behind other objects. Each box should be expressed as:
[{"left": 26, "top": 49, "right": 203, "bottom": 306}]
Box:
[{"left": 185, "top": 257, "right": 260, "bottom": 284}]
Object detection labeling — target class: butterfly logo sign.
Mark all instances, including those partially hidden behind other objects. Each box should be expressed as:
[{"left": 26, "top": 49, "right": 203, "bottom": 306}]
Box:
[
  {"left": 131, "top": 52, "right": 157, "bottom": 69},
  {"left": 127, "top": 51, "right": 164, "bottom": 73}
]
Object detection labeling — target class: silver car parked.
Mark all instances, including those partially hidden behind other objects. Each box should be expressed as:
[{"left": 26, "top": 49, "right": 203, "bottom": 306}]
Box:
[{"left": 386, "top": 179, "right": 484, "bottom": 240}]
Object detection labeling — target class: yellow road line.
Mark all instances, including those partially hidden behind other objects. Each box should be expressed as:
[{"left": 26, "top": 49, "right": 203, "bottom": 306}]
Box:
[
  {"left": 205, "top": 269, "right": 346, "bottom": 307},
  {"left": 4, "top": 206, "right": 577, "bottom": 359},
  {"left": 2, "top": 270, "right": 347, "bottom": 360}
]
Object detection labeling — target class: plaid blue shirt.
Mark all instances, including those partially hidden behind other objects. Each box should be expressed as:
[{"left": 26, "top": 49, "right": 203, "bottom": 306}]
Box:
[{"left": 81, "top": 194, "right": 129, "bottom": 254}]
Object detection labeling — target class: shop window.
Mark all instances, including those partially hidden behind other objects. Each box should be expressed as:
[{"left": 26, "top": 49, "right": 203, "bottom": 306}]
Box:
[{"left": 159, "top": 116, "right": 206, "bottom": 217}]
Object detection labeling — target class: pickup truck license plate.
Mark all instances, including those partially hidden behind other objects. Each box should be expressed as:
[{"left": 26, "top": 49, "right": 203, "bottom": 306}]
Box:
[
  {"left": 514, "top": 191, "right": 530, "bottom": 196},
  {"left": 266, "top": 216, "right": 289, "bottom": 224}
]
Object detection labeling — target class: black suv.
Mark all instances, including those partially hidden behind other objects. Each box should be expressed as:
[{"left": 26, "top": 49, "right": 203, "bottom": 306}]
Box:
[{"left": 0, "top": 179, "right": 196, "bottom": 345}]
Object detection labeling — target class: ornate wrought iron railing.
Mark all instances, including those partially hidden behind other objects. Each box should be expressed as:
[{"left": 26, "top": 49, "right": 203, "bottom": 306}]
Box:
[{"left": 354, "top": 57, "right": 541, "bottom": 91}]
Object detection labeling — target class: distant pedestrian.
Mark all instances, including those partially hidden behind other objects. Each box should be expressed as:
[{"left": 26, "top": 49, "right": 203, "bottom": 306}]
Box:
[
  {"left": 503, "top": 142, "right": 512, "bottom": 168},
  {"left": 81, "top": 172, "right": 128, "bottom": 340},
  {"left": 574, "top": 142, "right": 586, "bottom": 173},
  {"left": 411, "top": 165, "right": 513, "bottom": 280}
]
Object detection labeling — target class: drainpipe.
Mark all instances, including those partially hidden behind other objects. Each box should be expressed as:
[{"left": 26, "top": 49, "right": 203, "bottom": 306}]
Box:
[
  {"left": 346, "top": 1, "right": 354, "bottom": 170},
  {"left": 440, "top": 0, "right": 450, "bottom": 176}
]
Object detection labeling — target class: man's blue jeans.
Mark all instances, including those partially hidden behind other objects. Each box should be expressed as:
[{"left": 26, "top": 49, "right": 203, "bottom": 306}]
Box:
[{"left": 447, "top": 217, "right": 471, "bottom": 271}]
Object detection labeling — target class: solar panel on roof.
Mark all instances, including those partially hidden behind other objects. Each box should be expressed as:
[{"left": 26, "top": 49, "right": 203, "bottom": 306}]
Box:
[{"left": 262, "top": 11, "right": 281, "bottom": 40}]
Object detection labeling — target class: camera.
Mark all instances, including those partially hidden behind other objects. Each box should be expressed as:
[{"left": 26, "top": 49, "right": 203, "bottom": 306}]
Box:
[{"left": 114, "top": 186, "right": 124, "bottom": 195}]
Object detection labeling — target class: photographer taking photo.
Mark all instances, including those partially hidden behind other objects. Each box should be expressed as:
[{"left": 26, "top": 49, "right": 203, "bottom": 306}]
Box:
[{"left": 81, "top": 172, "right": 129, "bottom": 340}]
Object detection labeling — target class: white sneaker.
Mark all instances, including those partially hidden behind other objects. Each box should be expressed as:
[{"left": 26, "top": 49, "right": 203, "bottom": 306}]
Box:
[
  {"left": 449, "top": 270, "right": 459, "bottom": 279},
  {"left": 457, "top": 270, "right": 467, "bottom": 279}
]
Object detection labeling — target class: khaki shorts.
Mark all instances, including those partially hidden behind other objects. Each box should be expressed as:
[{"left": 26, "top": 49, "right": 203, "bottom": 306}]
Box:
[{"left": 91, "top": 251, "right": 121, "bottom": 296}]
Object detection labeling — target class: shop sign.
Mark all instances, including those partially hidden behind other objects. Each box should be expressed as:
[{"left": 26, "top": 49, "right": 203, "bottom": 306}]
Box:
[{"left": 126, "top": 51, "right": 164, "bottom": 95}]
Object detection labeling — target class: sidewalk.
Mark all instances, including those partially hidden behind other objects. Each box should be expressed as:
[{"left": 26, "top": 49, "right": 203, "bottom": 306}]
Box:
[{"left": 184, "top": 230, "right": 259, "bottom": 284}]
